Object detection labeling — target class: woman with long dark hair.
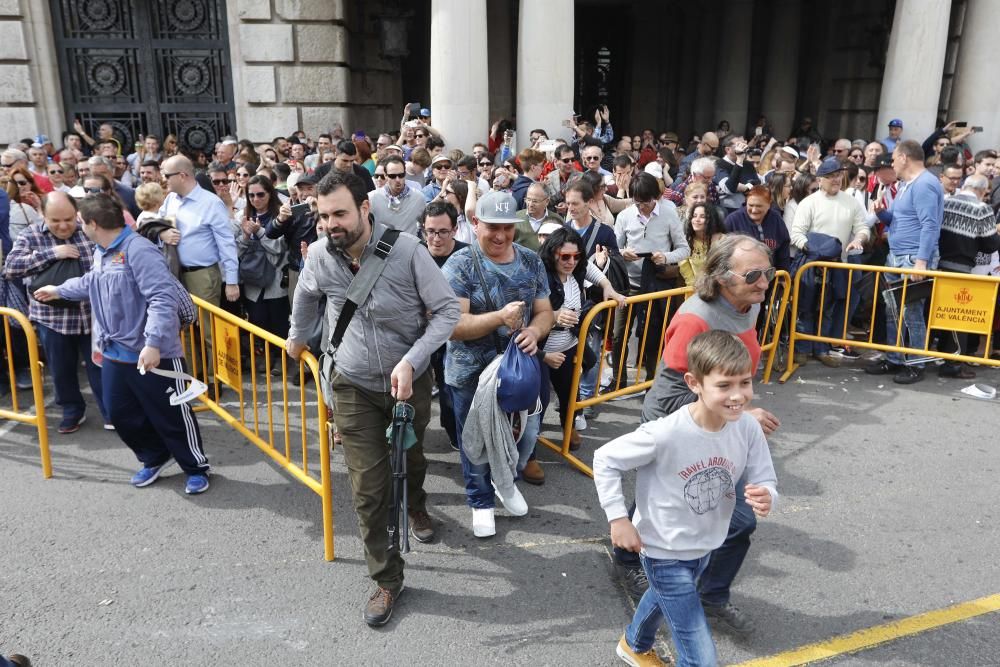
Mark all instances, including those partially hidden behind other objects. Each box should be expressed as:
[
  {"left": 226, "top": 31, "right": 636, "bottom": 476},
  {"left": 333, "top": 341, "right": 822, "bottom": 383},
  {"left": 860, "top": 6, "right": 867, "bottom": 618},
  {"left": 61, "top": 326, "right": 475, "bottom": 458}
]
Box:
[{"left": 679, "top": 202, "right": 727, "bottom": 287}]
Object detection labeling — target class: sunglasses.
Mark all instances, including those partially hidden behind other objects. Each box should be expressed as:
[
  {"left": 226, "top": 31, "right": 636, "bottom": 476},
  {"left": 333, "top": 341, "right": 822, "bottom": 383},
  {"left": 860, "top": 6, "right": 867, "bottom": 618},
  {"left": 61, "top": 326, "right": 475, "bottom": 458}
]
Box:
[
  {"left": 728, "top": 267, "right": 776, "bottom": 284},
  {"left": 248, "top": 191, "right": 267, "bottom": 199},
  {"left": 583, "top": 156, "right": 601, "bottom": 161},
  {"left": 433, "top": 164, "right": 452, "bottom": 170},
  {"left": 374, "top": 173, "right": 387, "bottom": 179},
  {"left": 48, "top": 169, "right": 64, "bottom": 175},
  {"left": 559, "top": 158, "right": 573, "bottom": 164},
  {"left": 162, "top": 171, "right": 180, "bottom": 179},
  {"left": 479, "top": 161, "right": 492, "bottom": 167},
  {"left": 211, "top": 178, "right": 228, "bottom": 185},
  {"left": 557, "top": 252, "right": 581, "bottom": 262},
  {"left": 83, "top": 186, "right": 103, "bottom": 194},
  {"left": 415, "top": 133, "right": 427, "bottom": 138},
  {"left": 1, "top": 162, "right": 16, "bottom": 168},
  {"left": 14, "top": 180, "right": 31, "bottom": 187},
  {"left": 385, "top": 173, "right": 405, "bottom": 180}
]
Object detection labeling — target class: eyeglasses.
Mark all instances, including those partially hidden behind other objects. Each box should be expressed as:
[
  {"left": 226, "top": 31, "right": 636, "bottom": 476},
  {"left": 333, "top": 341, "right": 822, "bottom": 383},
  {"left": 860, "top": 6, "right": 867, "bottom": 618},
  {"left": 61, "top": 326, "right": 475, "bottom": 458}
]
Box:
[
  {"left": 728, "top": 267, "right": 776, "bottom": 284},
  {"left": 385, "top": 173, "right": 405, "bottom": 180},
  {"left": 423, "top": 228, "right": 453, "bottom": 238},
  {"left": 211, "top": 178, "right": 228, "bottom": 185},
  {"left": 557, "top": 252, "right": 581, "bottom": 262},
  {"left": 83, "top": 186, "right": 103, "bottom": 194},
  {"left": 248, "top": 191, "right": 268, "bottom": 199}
]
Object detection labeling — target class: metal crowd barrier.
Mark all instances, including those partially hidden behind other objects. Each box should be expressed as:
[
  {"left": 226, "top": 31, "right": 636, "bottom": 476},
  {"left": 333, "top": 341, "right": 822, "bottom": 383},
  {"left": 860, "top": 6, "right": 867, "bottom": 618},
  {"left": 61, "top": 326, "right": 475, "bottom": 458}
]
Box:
[
  {"left": 183, "top": 296, "right": 335, "bottom": 561},
  {"left": 0, "top": 307, "right": 51, "bottom": 478},
  {"left": 537, "top": 270, "right": 790, "bottom": 477},
  {"left": 779, "top": 261, "right": 1000, "bottom": 383}
]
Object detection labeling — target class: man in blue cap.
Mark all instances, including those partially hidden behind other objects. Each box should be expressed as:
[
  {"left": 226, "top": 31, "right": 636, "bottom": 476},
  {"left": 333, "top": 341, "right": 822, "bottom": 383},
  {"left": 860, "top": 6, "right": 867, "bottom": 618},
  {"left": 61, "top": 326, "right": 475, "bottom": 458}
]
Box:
[{"left": 882, "top": 119, "right": 904, "bottom": 153}]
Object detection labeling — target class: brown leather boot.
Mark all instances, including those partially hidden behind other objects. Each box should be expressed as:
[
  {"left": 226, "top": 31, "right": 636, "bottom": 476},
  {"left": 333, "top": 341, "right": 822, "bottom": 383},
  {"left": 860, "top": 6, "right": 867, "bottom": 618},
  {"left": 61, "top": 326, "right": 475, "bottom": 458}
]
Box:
[
  {"left": 521, "top": 459, "right": 545, "bottom": 485},
  {"left": 364, "top": 584, "right": 403, "bottom": 626},
  {"left": 569, "top": 429, "right": 582, "bottom": 451}
]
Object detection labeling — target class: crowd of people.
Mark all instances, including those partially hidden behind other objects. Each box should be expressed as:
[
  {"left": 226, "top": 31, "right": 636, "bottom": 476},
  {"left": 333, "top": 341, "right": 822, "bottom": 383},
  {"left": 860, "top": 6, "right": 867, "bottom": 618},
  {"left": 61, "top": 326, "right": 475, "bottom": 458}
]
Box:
[{"left": 2, "top": 105, "right": 999, "bottom": 664}]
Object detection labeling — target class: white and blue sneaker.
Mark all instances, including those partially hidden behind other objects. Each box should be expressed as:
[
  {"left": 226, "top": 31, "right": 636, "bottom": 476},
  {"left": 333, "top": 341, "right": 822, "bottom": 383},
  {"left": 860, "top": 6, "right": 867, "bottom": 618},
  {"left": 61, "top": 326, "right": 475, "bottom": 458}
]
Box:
[
  {"left": 130, "top": 459, "right": 175, "bottom": 487},
  {"left": 185, "top": 473, "right": 210, "bottom": 495}
]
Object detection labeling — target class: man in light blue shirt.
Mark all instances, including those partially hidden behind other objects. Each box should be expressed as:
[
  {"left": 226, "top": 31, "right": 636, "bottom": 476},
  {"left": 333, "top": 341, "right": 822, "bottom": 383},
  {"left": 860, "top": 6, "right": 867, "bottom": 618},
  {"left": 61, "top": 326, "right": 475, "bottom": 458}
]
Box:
[{"left": 158, "top": 155, "right": 240, "bottom": 305}]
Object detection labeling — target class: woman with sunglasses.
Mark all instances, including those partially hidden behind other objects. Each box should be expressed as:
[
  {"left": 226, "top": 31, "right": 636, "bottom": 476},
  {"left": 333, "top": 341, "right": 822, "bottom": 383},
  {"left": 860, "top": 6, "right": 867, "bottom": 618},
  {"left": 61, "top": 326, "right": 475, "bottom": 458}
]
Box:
[
  {"left": 439, "top": 179, "right": 475, "bottom": 243},
  {"left": 6, "top": 166, "right": 44, "bottom": 243},
  {"left": 240, "top": 175, "right": 289, "bottom": 372},
  {"left": 46, "top": 162, "right": 72, "bottom": 194},
  {"left": 538, "top": 226, "right": 625, "bottom": 450},
  {"left": 83, "top": 175, "right": 137, "bottom": 229}
]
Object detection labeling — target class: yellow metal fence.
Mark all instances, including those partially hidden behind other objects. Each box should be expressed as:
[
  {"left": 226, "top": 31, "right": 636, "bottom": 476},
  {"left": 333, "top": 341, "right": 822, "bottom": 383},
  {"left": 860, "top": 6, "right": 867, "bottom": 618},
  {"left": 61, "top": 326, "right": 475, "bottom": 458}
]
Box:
[{"left": 0, "top": 308, "right": 50, "bottom": 477}]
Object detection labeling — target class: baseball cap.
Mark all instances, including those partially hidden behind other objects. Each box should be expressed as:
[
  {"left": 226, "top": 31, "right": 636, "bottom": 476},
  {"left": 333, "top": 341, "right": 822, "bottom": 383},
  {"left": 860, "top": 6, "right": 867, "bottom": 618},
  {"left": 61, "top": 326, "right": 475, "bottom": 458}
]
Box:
[
  {"left": 888, "top": 118, "right": 903, "bottom": 128},
  {"left": 382, "top": 144, "right": 403, "bottom": 155},
  {"left": 643, "top": 161, "right": 664, "bottom": 179},
  {"left": 816, "top": 156, "right": 845, "bottom": 177},
  {"left": 419, "top": 108, "right": 431, "bottom": 118},
  {"left": 475, "top": 190, "right": 518, "bottom": 224},
  {"left": 34, "top": 134, "right": 51, "bottom": 145},
  {"left": 296, "top": 174, "right": 317, "bottom": 186},
  {"left": 874, "top": 154, "right": 894, "bottom": 170}
]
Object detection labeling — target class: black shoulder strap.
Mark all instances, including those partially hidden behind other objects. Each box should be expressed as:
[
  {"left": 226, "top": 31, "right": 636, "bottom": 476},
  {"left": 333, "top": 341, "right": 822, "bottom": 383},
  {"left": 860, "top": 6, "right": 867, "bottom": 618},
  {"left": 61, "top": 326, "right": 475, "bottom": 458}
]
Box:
[{"left": 328, "top": 228, "right": 401, "bottom": 351}]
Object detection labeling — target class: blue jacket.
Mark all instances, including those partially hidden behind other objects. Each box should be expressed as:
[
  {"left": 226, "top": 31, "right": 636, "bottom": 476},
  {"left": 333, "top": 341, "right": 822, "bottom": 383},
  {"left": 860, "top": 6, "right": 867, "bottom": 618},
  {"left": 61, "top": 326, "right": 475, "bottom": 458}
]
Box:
[
  {"left": 57, "top": 227, "right": 185, "bottom": 360},
  {"left": 511, "top": 175, "right": 534, "bottom": 210},
  {"left": 724, "top": 207, "right": 791, "bottom": 272}
]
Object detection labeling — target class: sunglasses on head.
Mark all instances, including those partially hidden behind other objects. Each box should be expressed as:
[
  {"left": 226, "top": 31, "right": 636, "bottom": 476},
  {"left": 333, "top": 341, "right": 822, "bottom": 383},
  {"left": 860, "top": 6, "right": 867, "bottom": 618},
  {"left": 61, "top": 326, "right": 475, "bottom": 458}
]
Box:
[{"left": 729, "top": 267, "right": 776, "bottom": 284}]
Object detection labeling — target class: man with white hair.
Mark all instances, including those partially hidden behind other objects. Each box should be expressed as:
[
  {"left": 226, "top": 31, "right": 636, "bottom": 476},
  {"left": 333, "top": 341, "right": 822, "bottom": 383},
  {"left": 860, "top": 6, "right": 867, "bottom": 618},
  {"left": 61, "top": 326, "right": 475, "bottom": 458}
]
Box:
[
  {"left": 663, "top": 156, "right": 719, "bottom": 205},
  {"left": 936, "top": 173, "right": 1000, "bottom": 378}
]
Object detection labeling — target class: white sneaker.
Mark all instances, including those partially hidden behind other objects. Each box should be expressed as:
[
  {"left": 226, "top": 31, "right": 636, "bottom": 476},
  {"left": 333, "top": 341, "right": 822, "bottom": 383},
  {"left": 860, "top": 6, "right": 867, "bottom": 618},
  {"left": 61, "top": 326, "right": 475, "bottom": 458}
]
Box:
[
  {"left": 492, "top": 481, "right": 528, "bottom": 516},
  {"left": 574, "top": 413, "right": 587, "bottom": 431},
  {"left": 472, "top": 508, "right": 496, "bottom": 538}
]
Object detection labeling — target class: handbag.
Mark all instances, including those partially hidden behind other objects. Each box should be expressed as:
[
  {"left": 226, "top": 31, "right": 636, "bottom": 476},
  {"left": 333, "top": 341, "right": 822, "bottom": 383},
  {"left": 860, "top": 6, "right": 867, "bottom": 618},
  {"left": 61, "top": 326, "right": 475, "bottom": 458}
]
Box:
[
  {"left": 238, "top": 235, "right": 277, "bottom": 289},
  {"left": 32, "top": 258, "right": 83, "bottom": 308}
]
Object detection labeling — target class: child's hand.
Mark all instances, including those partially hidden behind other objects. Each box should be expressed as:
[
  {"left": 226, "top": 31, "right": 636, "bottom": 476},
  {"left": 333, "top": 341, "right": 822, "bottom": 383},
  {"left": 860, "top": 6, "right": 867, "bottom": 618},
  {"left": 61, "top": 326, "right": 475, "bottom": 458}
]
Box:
[
  {"left": 609, "top": 518, "right": 642, "bottom": 553},
  {"left": 744, "top": 484, "right": 772, "bottom": 517}
]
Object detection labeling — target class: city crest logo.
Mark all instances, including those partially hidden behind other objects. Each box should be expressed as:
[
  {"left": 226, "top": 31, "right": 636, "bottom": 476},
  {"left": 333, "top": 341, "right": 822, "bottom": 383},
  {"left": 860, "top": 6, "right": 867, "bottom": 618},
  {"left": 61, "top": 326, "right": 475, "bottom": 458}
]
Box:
[{"left": 954, "top": 288, "right": 973, "bottom": 305}]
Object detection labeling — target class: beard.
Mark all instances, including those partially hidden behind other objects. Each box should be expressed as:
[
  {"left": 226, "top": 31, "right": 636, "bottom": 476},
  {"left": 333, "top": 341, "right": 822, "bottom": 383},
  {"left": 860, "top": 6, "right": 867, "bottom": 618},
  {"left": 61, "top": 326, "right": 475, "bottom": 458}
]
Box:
[{"left": 325, "top": 216, "right": 367, "bottom": 253}]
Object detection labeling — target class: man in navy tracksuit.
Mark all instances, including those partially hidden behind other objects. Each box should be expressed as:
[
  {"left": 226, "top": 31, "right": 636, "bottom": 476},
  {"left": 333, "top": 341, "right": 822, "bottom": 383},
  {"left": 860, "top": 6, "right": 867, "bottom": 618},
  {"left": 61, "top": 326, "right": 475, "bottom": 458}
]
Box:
[{"left": 34, "top": 193, "right": 210, "bottom": 494}]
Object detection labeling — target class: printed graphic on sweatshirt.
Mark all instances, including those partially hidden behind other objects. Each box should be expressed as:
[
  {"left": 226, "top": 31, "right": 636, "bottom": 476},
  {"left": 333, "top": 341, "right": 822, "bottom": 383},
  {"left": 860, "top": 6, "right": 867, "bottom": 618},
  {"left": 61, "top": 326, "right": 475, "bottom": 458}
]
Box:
[{"left": 679, "top": 457, "right": 737, "bottom": 515}]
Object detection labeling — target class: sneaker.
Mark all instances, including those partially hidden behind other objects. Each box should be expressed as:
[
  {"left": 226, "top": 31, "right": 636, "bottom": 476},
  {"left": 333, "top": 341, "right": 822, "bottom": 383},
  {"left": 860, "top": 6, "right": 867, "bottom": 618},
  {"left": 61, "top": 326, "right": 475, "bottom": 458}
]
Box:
[
  {"left": 363, "top": 584, "right": 403, "bottom": 627},
  {"left": 893, "top": 366, "right": 925, "bottom": 385},
  {"left": 615, "top": 635, "right": 669, "bottom": 666},
  {"left": 939, "top": 363, "right": 976, "bottom": 379},
  {"left": 814, "top": 353, "right": 841, "bottom": 368},
  {"left": 130, "top": 459, "right": 175, "bottom": 487},
  {"left": 491, "top": 481, "right": 528, "bottom": 516},
  {"left": 574, "top": 413, "right": 587, "bottom": 431},
  {"left": 865, "top": 359, "right": 902, "bottom": 375},
  {"left": 521, "top": 459, "right": 545, "bottom": 486},
  {"left": 431, "top": 384, "right": 439, "bottom": 397},
  {"left": 831, "top": 346, "right": 861, "bottom": 361},
  {"left": 7, "top": 655, "right": 32, "bottom": 667},
  {"left": 14, "top": 367, "right": 33, "bottom": 390},
  {"left": 449, "top": 439, "right": 460, "bottom": 452},
  {"left": 57, "top": 414, "right": 87, "bottom": 434},
  {"left": 185, "top": 473, "right": 211, "bottom": 495},
  {"left": 408, "top": 509, "right": 435, "bottom": 543},
  {"left": 703, "top": 601, "right": 754, "bottom": 635},
  {"left": 472, "top": 507, "right": 496, "bottom": 538},
  {"left": 103, "top": 422, "right": 116, "bottom": 431},
  {"left": 617, "top": 562, "right": 649, "bottom": 599}
]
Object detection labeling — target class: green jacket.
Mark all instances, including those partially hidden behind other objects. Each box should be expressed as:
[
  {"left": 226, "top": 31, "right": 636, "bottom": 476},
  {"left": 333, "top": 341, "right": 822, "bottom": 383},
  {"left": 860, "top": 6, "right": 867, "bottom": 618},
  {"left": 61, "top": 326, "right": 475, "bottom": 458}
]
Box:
[{"left": 514, "top": 210, "right": 564, "bottom": 251}]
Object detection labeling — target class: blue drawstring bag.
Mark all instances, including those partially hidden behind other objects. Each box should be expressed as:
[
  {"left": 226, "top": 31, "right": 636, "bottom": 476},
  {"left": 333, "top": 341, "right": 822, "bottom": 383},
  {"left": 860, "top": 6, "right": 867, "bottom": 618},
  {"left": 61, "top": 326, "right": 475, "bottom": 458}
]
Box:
[{"left": 497, "top": 334, "right": 541, "bottom": 413}]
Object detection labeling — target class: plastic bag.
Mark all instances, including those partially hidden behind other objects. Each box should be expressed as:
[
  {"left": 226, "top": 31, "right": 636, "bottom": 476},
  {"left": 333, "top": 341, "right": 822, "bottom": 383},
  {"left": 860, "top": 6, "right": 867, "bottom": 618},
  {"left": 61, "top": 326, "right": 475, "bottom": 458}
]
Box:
[{"left": 497, "top": 334, "right": 541, "bottom": 413}]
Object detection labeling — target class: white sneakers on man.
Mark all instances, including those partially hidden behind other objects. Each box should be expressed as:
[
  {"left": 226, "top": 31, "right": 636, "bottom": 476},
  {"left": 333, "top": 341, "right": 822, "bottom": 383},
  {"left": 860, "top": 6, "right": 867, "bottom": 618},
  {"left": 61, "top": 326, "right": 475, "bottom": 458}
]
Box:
[
  {"left": 492, "top": 481, "right": 528, "bottom": 516},
  {"left": 472, "top": 508, "right": 496, "bottom": 538}
]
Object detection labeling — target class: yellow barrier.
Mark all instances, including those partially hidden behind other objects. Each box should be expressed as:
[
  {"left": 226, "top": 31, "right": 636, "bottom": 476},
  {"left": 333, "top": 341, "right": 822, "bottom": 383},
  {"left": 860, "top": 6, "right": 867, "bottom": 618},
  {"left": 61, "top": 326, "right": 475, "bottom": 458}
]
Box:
[
  {"left": 182, "top": 296, "right": 335, "bottom": 561},
  {"left": 779, "top": 261, "right": 1000, "bottom": 383},
  {"left": 537, "top": 271, "right": 790, "bottom": 477},
  {"left": 0, "top": 307, "right": 51, "bottom": 478}
]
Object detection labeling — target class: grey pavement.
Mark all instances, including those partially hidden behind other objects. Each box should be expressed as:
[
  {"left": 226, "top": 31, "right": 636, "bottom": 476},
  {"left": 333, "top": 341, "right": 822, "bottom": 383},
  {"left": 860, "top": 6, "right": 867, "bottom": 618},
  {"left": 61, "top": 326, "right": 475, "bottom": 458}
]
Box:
[{"left": 2, "top": 358, "right": 999, "bottom": 665}]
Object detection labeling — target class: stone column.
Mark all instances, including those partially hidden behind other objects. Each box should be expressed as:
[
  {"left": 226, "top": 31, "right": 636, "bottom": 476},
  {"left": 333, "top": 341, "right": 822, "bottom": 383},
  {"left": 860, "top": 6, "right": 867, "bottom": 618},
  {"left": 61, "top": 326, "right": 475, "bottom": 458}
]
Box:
[
  {"left": 761, "top": 0, "right": 800, "bottom": 140},
  {"left": 430, "top": 0, "right": 488, "bottom": 150},
  {"left": 516, "top": 0, "right": 574, "bottom": 142},
  {"left": 876, "top": 0, "right": 951, "bottom": 147},
  {"left": 713, "top": 0, "right": 753, "bottom": 136},
  {"left": 948, "top": 0, "right": 1000, "bottom": 152}
]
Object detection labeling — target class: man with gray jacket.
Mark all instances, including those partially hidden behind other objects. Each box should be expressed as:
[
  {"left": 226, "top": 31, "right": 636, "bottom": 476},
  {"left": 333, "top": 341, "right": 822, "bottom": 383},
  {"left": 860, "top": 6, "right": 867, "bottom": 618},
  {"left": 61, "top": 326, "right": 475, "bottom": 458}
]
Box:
[{"left": 285, "top": 172, "right": 459, "bottom": 628}]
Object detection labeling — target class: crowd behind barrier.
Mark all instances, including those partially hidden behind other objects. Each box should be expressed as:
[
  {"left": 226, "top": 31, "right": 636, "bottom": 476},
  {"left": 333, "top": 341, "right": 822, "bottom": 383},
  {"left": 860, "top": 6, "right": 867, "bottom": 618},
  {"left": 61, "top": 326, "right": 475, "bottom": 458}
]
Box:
[{"left": 3, "top": 105, "right": 1000, "bottom": 662}]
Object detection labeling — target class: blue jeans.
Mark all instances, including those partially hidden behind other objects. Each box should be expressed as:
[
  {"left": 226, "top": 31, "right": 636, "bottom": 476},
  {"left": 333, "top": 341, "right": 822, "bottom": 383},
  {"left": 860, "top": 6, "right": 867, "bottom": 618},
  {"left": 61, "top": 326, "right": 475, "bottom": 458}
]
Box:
[
  {"left": 36, "top": 324, "right": 108, "bottom": 423},
  {"left": 797, "top": 264, "right": 862, "bottom": 356},
  {"left": 448, "top": 382, "right": 537, "bottom": 509},
  {"left": 883, "top": 252, "right": 937, "bottom": 366},
  {"left": 626, "top": 553, "right": 717, "bottom": 667}
]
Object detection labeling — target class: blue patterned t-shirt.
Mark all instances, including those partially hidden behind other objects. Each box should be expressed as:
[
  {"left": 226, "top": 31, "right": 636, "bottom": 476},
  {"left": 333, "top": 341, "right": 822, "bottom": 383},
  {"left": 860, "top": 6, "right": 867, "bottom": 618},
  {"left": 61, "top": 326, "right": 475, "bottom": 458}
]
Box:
[{"left": 442, "top": 243, "right": 550, "bottom": 387}]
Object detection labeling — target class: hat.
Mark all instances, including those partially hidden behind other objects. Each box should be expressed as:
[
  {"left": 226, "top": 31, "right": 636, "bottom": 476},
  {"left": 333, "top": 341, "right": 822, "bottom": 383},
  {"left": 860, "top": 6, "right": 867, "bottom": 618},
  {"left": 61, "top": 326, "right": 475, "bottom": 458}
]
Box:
[
  {"left": 431, "top": 154, "right": 452, "bottom": 167},
  {"left": 888, "top": 118, "right": 903, "bottom": 128},
  {"left": 661, "top": 132, "right": 679, "bottom": 144},
  {"left": 643, "top": 161, "right": 664, "bottom": 179},
  {"left": 780, "top": 145, "right": 799, "bottom": 159},
  {"left": 382, "top": 144, "right": 403, "bottom": 154},
  {"left": 419, "top": 108, "right": 431, "bottom": 118},
  {"left": 874, "top": 154, "right": 894, "bottom": 170},
  {"left": 286, "top": 172, "right": 302, "bottom": 189},
  {"left": 296, "top": 174, "right": 317, "bottom": 186},
  {"left": 34, "top": 134, "right": 51, "bottom": 145},
  {"left": 538, "top": 222, "right": 563, "bottom": 236},
  {"left": 475, "top": 190, "right": 518, "bottom": 224},
  {"left": 816, "top": 156, "right": 845, "bottom": 177}
]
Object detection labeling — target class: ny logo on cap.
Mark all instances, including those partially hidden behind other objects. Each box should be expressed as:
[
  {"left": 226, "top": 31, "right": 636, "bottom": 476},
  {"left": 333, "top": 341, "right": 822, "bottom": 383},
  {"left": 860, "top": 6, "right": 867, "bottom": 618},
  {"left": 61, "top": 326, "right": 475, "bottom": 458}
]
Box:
[{"left": 495, "top": 201, "right": 510, "bottom": 213}]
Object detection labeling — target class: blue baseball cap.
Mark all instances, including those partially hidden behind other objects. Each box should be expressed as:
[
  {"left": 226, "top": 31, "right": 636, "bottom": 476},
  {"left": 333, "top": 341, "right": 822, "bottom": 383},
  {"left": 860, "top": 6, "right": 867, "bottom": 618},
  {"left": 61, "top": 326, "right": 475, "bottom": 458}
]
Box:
[
  {"left": 888, "top": 118, "right": 903, "bottom": 128},
  {"left": 816, "top": 156, "right": 845, "bottom": 177},
  {"left": 419, "top": 108, "right": 431, "bottom": 118}
]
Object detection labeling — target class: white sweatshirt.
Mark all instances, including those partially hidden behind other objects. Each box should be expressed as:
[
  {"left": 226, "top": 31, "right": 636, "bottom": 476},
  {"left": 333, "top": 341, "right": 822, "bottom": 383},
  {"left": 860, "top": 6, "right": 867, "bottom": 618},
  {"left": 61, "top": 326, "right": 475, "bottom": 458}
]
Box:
[{"left": 593, "top": 405, "right": 778, "bottom": 561}]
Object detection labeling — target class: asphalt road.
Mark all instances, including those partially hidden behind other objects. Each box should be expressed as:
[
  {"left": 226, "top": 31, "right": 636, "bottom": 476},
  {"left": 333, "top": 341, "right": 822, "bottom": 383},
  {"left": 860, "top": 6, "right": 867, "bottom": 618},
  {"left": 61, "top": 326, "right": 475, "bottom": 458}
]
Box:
[{"left": 2, "top": 358, "right": 999, "bottom": 665}]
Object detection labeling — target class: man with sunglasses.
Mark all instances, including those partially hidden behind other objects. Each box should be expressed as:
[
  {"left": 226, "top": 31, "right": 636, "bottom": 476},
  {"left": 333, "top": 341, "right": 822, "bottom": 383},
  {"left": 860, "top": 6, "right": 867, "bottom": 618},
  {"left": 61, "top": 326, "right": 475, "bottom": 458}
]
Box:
[
  {"left": 544, "top": 144, "right": 581, "bottom": 208},
  {"left": 609, "top": 235, "right": 780, "bottom": 633},
  {"left": 367, "top": 156, "right": 423, "bottom": 237},
  {"left": 674, "top": 131, "right": 720, "bottom": 185},
  {"left": 2, "top": 149, "right": 52, "bottom": 193}
]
